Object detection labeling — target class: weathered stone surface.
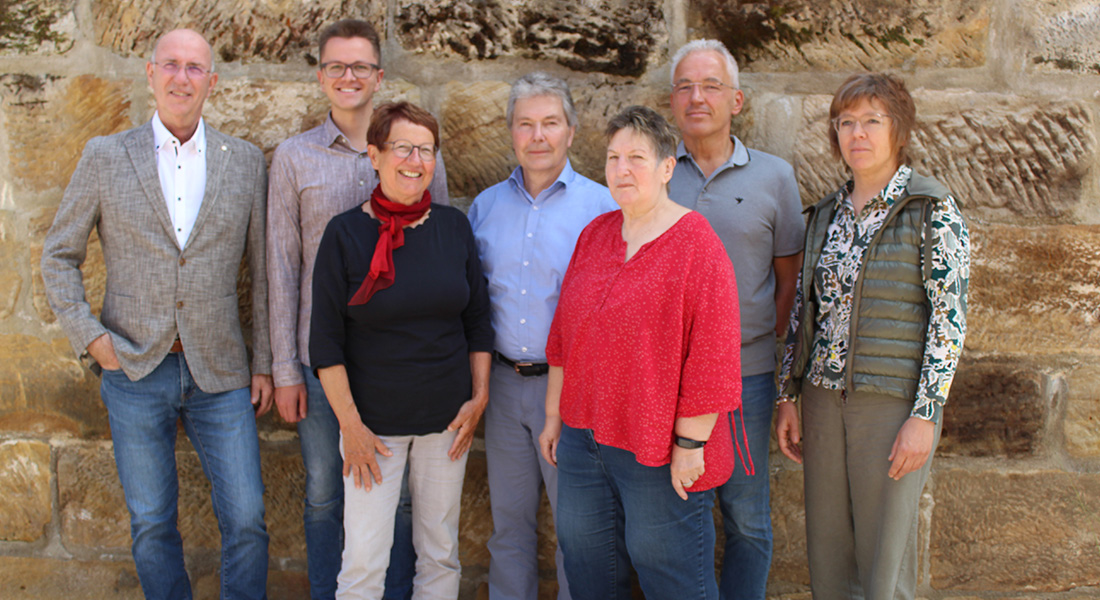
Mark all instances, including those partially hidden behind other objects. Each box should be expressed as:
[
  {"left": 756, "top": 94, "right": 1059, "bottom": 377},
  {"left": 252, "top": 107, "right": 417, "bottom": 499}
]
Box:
[
  {"left": 930, "top": 470, "right": 1100, "bottom": 591},
  {"left": 460, "top": 449, "right": 491, "bottom": 599},
  {"left": 92, "top": 0, "right": 384, "bottom": 63},
  {"left": 0, "top": 335, "right": 105, "bottom": 438},
  {"left": 396, "top": 0, "right": 666, "bottom": 76},
  {"left": 28, "top": 206, "right": 106, "bottom": 326},
  {"left": 966, "top": 224, "right": 1100, "bottom": 355},
  {"left": 0, "top": 440, "right": 51, "bottom": 542},
  {"left": 795, "top": 94, "right": 1096, "bottom": 221},
  {"left": 0, "top": 0, "right": 74, "bottom": 55},
  {"left": 57, "top": 444, "right": 131, "bottom": 552},
  {"left": 195, "top": 567, "right": 311, "bottom": 600},
  {"left": 261, "top": 442, "right": 307, "bottom": 559},
  {"left": 2, "top": 74, "right": 132, "bottom": 192},
  {"left": 689, "top": 0, "right": 990, "bottom": 72},
  {"left": 0, "top": 212, "right": 22, "bottom": 320},
  {"left": 939, "top": 355, "right": 1048, "bottom": 457},
  {"left": 440, "top": 81, "right": 512, "bottom": 199},
  {"left": 0, "top": 556, "right": 143, "bottom": 598},
  {"left": 1065, "top": 364, "right": 1100, "bottom": 459},
  {"left": 769, "top": 468, "right": 809, "bottom": 586},
  {"left": 1026, "top": 1, "right": 1100, "bottom": 75}
]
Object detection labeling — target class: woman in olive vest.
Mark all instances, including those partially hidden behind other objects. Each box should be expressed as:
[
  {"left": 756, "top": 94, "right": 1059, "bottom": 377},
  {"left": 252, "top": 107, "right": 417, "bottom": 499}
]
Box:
[{"left": 774, "top": 73, "right": 970, "bottom": 600}]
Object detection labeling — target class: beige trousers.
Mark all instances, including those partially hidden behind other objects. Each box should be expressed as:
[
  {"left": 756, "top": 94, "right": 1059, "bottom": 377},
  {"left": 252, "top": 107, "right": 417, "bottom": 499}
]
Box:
[{"left": 801, "top": 383, "right": 941, "bottom": 600}]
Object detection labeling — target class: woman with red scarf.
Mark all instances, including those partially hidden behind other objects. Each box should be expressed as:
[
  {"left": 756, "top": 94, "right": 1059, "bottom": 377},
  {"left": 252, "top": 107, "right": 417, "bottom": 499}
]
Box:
[{"left": 309, "top": 101, "right": 493, "bottom": 599}]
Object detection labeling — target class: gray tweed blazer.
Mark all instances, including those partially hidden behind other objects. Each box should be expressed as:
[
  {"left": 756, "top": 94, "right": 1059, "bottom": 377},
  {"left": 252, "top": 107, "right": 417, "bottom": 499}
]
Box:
[{"left": 41, "top": 121, "right": 271, "bottom": 393}]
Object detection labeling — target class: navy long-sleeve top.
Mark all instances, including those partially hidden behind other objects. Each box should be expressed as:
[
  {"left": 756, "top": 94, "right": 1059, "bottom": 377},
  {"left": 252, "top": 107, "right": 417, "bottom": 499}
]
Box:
[{"left": 310, "top": 204, "right": 493, "bottom": 436}]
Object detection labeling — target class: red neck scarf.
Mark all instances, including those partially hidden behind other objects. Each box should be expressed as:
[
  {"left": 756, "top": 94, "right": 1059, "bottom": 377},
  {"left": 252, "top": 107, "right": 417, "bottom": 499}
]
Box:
[{"left": 348, "top": 185, "right": 432, "bottom": 305}]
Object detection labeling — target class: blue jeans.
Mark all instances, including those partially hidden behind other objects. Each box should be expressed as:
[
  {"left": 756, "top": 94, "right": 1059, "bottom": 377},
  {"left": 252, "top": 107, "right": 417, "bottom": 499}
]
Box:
[
  {"left": 717, "top": 372, "right": 776, "bottom": 600},
  {"left": 300, "top": 366, "right": 415, "bottom": 600},
  {"left": 555, "top": 425, "right": 718, "bottom": 600},
  {"left": 100, "top": 353, "right": 268, "bottom": 600}
]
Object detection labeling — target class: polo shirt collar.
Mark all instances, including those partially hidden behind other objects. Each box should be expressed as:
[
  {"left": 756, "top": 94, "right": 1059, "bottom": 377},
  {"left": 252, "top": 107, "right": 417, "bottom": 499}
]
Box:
[{"left": 676, "top": 135, "right": 749, "bottom": 171}]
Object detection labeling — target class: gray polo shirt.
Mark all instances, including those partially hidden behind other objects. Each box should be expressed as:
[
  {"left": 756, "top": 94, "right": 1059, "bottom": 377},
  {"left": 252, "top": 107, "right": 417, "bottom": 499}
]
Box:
[{"left": 669, "top": 136, "right": 805, "bottom": 376}]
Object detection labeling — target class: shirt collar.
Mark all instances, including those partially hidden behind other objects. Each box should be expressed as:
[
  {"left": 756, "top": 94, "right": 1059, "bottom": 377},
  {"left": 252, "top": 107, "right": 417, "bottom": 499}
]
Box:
[
  {"left": 152, "top": 112, "right": 205, "bottom": 155},
  {"left": 508, "top": 159, "right": 577, "bottom": 202},
  {"left": 676, "top": 135, "right": 750, "bottom": 171},
  {"left": 321, "top": 113, "right": 354, "bottom": 149},
  {"left": 836, "top": 164, "right": 913, "bottom": 211}
]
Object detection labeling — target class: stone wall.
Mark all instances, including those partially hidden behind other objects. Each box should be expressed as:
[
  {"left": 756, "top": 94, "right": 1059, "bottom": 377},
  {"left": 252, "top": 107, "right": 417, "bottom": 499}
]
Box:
[{"left": 1, "top": 0, "right": 1098, "bottom": 598}]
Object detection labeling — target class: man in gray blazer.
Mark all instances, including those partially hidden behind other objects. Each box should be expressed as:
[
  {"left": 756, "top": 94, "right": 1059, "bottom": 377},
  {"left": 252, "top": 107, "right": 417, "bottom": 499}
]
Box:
[{"left": 41, "top": 29, "right": 272, "bottom": 600}]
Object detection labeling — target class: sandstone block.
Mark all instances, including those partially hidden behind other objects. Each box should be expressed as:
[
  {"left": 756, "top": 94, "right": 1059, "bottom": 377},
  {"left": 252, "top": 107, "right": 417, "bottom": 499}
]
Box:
[
  {"left": 92, "top": 0, "right": 384, "bottom": 63},
  {"left": 1064, "top": 364, "right": 1100, "bottom": 458},
  {"left": 965, "top": 224, "right": 1100, "bottom": 355},
  {"left": 0, "top": 334, "right": 106, "bottom": 438},
  {"left": 0, "top": 213, "right": 23, "bottom": 321},
  {"left": 194, "top": 567, "right": 310, "bottom": 600},
  {"left": 0, "top": 440, "right": 52, "bottom": 542},
  {"left": 395, "top": 0, "right": 666, "bottom": 76},
  {"left": 0, "top": 556, "right": 142, "bottom": 598},
  {"left": 930, "top": 469, "right": 1100, "bottom": 591},
  {"left": 769, "top": 467, "right": 809, "bottom": 586},
  {"left": 939, "top": 355, "right": 1048, "bottom": 457},
  {"left": 794, "top": 94, "right": 1096, "bottom": 221},
  {"left": 688, "top": 0, "right": 990, "bottom": 72},
  {"left": 1024, "top": 2, "right": 1100, "bottom": 75},
  {"left": 261, "top": 442, "right": 307, "bottom": 560},
  {"left": 440, "top": 81, "right": 512, "bottom": 199},
  {"left": 0, "top": 0, "right": 74, "bottom": 55}
]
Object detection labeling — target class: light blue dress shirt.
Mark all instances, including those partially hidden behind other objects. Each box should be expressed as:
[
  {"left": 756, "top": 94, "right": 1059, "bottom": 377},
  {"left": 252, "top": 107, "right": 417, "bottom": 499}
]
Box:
[{"left": 469, "top": 160, "right": 617, "bottom": 362}]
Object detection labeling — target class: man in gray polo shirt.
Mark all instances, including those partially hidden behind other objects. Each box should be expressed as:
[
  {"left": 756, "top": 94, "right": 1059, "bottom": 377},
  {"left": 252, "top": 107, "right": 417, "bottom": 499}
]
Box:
[{"left": 667, "top": 39, "right": 805, "bottom": 600}]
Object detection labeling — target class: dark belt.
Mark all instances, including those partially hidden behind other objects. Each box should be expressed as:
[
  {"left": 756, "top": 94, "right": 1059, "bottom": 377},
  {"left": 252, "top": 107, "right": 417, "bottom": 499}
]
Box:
[
  {"left": 494, "top": 351, "right": 549, "bottom": 377},
  {"left": 169, "top": 337, "right": 183, "bottom": 353}
]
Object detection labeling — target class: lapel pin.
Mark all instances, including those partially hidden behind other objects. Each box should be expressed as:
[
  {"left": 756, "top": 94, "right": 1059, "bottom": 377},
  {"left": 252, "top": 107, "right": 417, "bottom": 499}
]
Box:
[{"left": 221, "top": 145, "right": 227, "bottom": 151}]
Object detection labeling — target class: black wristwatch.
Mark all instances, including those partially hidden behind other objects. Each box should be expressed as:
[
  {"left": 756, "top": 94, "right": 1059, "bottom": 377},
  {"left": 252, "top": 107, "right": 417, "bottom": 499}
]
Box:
[{"left": 675, "top": 436, "right": 707, "bottom": 449}]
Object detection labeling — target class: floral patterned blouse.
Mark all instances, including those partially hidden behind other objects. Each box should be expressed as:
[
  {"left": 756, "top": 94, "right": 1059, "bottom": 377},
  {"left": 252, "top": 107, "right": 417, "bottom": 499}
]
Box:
[{"left": 777, "top": 165, "right": 970, "bottom": 423}]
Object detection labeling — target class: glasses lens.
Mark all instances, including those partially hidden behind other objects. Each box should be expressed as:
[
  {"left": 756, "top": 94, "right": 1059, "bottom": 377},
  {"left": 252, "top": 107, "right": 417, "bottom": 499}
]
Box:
[
  {"left": 351, "top": 64, "right": 375, "bottom": 78},
  {"left": 323, "top": 63, "right": 347, "bottom": 78}
]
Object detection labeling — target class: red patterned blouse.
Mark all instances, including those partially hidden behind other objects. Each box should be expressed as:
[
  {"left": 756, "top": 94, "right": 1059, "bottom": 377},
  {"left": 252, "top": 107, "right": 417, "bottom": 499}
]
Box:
[{"left": 547, "top": 210, "right": 743, "bottom": 491}]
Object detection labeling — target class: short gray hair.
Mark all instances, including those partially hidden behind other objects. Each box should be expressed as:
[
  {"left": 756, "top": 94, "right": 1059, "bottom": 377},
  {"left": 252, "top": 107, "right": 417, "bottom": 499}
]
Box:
[
  {"left": 506, "top": 72, "right": 578, "bottom": 129},
  {"left": 150, "top": 30, "right": 217, "bottom": 73},
  {"left": 670, "top": 39, "right": 738, "bottom": 89},
  {"left": 605, "top": 105, "right": 678, "bottom": 161}
]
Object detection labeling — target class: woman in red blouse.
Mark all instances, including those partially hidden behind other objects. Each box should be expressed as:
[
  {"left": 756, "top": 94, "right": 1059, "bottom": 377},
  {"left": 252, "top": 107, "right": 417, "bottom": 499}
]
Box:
[{"left": 538, "top": 106, "right": 742, "bottom": 600}]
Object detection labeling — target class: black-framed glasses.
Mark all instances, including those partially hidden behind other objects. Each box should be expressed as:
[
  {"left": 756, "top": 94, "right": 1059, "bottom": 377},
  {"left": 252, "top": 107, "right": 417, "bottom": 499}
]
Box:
[
  {"left": 153, "top": 61, "right": 213, "bottom": 79},
  {"left": 383, "top": 140, "right": 437, "bottom": 162},
  {"left": 320, "top": 61, "right": 381, "bottom": 79}
]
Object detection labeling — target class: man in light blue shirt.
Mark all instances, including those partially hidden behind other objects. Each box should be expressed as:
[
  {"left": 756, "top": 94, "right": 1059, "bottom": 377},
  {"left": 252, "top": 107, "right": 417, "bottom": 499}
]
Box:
[{"left": 469, "top": 72, "right": 616, "bottom": 600}]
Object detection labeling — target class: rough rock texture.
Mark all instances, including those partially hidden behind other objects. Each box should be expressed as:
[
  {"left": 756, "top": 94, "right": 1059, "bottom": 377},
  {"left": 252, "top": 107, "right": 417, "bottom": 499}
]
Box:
[
  {"left": 939, "top": 355, "right": 1049, "bottom": 457},
  {"left": 395, "top": 0, "right": 667, "bottom": 76},
  {"left": 689, "top": 0, "right": 990, "bottom": 71},
  {"left": 1, "top": 74, "right": 132, "bottom": 192},
  {"left": 92, "top": 0, "right": 384, "bottom": 63},
  {"left": 1064, "top": 364, "right": 1100, "bottom": 459},
  {"left": 0, "top": 556, "right": 143, "bottom": 597},
  {"left": 966, "top": 224, "right": 1100, "bottom": 355},
  {"left": 769, "top": 468, "right": 810, "bottom": 586},
  {"left": 0, "top": 335, "right": 105, "bottom": 438},
  {"left": 440, "top": 81, "right": 512, "bottom": 199},
  {"left": 57, "top": 443, "right": 142, "bottom": 552},
  {"left": 1026, "top": 1, "right": 1100, "bottom": 75},
  {"left": 930, "top": 470, "right": 1100, "bottom": 591},
  {"left": 571, "top": 82, "right": 677, "bottom": 185},
  {"left": 0, "top": 0, "right": 74, "bottom": 55},
  {"left": 260, "top": 443, "right": 307, "bottom": 559},
  {"left": 0, "top": 213, "right": 22, "bottom": 321},
  {"left": 795, "top": 94, "right": 1096, "bottom": 221},
  {"left": 0, "top": 440, "right": 52, "bottom": 542}
]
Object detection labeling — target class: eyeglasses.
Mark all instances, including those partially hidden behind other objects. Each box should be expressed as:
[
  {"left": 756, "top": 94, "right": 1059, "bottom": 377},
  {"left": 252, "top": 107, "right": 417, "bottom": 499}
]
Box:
[
  {"left": 153, "top": 61, "right": 213, "bottom": 79},
  {"left": 383, "top": 140, "right": 437, "bottom": 162},
  {"left": 320, "top": 61, "right": 381, "bottom": 79},
  {"left": 831, "top": 113, "right": 892, "bottom": 135},
  {"left": 672, "top": 80, "right": 736, "bottom": 96}
]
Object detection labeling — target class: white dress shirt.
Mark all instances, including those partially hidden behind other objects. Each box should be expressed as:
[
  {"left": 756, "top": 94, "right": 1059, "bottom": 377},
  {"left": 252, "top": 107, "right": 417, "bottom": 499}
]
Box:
[{"left": 152, "top": 112, "right": 207, "bottom": 248}]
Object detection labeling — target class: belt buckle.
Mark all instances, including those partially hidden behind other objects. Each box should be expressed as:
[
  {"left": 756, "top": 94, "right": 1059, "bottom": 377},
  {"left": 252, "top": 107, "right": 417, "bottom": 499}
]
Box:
[{"left": 514, "top": 361, "right": 533, "bottom": 375}]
